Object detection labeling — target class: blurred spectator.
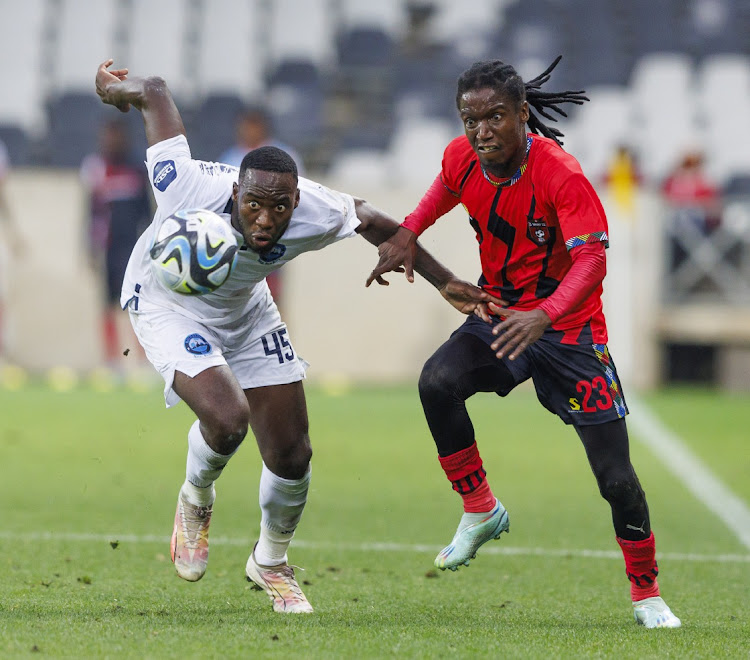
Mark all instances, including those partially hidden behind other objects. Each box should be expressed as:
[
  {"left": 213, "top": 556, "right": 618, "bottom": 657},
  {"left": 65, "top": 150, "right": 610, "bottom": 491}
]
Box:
[
  {"left": 80, "top": 119, "right": 151, "bottom": 370},
  {"left": 662, "top": 150, "right": 721, "bottom": 225},
  {"left": 218, "top": 106, "right": 305, "bottom": 174},
  {"left": 218, "top": 106, "right": 304, "bottom": 309},
  {"left": 602, "top": 144, "right": 642, "bottom": 217}
]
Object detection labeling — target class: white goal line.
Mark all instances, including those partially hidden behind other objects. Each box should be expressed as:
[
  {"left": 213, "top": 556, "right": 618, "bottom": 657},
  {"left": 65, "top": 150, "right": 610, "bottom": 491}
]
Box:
[{"left": 1, "top": 531, "right": 748, "bottom": 564}]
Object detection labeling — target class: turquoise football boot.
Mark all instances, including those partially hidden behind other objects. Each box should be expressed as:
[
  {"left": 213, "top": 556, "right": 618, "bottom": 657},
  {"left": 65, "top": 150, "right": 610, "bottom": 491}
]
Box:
[{"left": 435, "top": 499, "right": 509, "bottom": 571}]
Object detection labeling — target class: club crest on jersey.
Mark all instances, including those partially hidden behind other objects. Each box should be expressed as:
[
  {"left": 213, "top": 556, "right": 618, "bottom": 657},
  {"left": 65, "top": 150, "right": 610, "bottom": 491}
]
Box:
[
  {"left": 257, "top": 243, "right": 287, "bottom": 264},
  {"left": 527, "top": 219, "right": 550, "bottom": 246},
  {"left": 184, "top": 333, "right": 212, "bottom": 355},
  {"left": 153, "top": 160, "right": 177, "bottom": 191}
]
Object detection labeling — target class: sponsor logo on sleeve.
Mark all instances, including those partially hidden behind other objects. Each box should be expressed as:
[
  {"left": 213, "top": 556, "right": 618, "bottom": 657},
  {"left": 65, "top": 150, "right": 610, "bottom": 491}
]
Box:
[{"left": 153, "top": 160, "right": 177, "bottom": 191}]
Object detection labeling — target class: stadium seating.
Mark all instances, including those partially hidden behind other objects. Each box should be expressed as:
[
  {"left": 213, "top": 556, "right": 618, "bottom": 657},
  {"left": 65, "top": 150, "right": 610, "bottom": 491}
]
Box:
[
  {"left": 388, "top": 117, "right": 459, "bottom": 187},
  {"left": 0, "top": 0, "right": 745, "bottom": 184},
  {"left": 338, "top": 0, "right": 405, "bottom": 36},
  {"left": 188, "top": 94, "right": 247, "bottom": 162},
  {"left": 54, "top": 0, "right": 118, "bottom": 92},
  {"left": 0, "top": 0, "right": 46, "bottom": 131},
  {"left": 194, "top": 0, "right": 264, "bottom": 99},
  {"left": 560, "top": 86, "right": 633, "bottom": 182},
  {"left": 45, "top": 92, "right": 106, "bottom": 167},
  {"left": 266, "top": 0, "right": 334, "bottom": 68},
  {"left": 128, "top": 0, "right": 191, "bottom": 98},
  {"left": 629, "top": 53, "right": 699, "bottom": 182},
  {"left": 0, "top": 125, "right": 32, "bottom": 167}
]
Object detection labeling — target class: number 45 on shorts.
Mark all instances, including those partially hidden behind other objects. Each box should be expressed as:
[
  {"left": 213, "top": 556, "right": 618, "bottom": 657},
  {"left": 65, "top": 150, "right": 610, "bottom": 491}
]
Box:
[{"left": 262, "top": 329, "right": 295, "bottom": 364}]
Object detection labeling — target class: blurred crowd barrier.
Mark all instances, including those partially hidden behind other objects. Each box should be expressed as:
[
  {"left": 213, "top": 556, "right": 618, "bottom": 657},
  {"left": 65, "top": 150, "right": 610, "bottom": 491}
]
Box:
[{"left": 4, "top": 170, "right": 750, "bottom": 391}]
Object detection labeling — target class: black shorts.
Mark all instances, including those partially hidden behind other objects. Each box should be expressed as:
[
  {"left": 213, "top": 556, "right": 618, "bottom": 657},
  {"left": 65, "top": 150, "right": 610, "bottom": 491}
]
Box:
[{"left": 456, "top": 314, "right": 629, "bottom": 426}]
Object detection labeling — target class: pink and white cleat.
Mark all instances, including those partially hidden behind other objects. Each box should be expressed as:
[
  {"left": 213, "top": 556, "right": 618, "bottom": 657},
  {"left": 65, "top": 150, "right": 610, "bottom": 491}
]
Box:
[
  {"left": 245, "top": 546, "right": 313, "bottom": 613},
  {"left": 170, "top": 489, "right": 212, "bottom": 582}
]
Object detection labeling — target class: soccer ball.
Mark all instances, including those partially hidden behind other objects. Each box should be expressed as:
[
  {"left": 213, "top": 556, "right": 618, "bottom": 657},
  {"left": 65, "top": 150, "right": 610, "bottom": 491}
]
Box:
[{"left": 149, "top": 208, "right": 238, "bottom": 295}]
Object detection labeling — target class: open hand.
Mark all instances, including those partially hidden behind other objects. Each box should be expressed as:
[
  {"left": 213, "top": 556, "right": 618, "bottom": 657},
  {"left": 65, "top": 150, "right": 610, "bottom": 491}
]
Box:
[
  {"left": 366, "top": 226, "right": 417, "bottom": 287},
  {"left": 95, "top": 59, "right": 130, "bottom": 111},
  {"left": 489, "top": 304, "right": 551, "bottom": 360}
]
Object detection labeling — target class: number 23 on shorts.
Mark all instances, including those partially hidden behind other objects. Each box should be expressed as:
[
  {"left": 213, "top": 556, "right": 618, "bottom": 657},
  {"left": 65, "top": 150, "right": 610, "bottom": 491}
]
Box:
[{"left": 570, "top": 376, "right": 613, "bottom": 412}]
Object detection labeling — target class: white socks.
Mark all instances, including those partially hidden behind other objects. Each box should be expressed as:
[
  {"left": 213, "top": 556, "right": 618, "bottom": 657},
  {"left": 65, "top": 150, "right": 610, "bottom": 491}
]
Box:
[
  {"left": 182, "top": 420, "right": 310, "bottom": 566},
  {"left": 184, "top": 420, "right": 237, "bottom": 503},
  {"left": 181, "top": 480, "right": 215, "bottom": 507},
  {"left": 255, "top": 463, "right": 311, "bottom": 566}
]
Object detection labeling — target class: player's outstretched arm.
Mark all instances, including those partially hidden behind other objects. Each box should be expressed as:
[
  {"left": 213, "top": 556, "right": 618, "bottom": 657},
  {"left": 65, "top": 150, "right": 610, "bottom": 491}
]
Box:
[
  {"left": 95, "top": 59, "right": 185, "bottom": 147},
  {"left": 354, "top": 198, "right": 503, "bottom": 321}
]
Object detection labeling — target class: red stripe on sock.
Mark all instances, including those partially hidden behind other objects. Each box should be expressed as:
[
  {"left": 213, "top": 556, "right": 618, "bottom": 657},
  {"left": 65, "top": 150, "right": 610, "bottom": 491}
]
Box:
[
  {"left": 617, "top": 532, "right": 660, "bottom": 601},
  {"left": 438, "top": 443, "right": 496, "bottom": 513}
]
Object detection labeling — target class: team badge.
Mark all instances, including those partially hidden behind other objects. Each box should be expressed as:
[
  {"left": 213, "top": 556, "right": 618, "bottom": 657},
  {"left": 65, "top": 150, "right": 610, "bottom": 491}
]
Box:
[
  {"left": 258, "top": 243, "right": 287, "bottom": 264},
  {"left": 184, "top": 333, "right": 212, "bottom": 355},
  {"left": 527, "top": 218, "right": 550, "bottom": 245},
  {"left": 153, "top": 160, "right": 177, "bottom": 191}
]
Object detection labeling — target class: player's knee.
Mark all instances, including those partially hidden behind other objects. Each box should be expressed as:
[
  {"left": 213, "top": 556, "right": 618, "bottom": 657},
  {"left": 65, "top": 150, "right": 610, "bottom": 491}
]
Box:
[
  {"left": 598, "top": 474, "right": 642, "bottom": 508},
  {"left": 202, "top": 404, "right": 250, "bottom": 454},
  {"left": 268, "top": 433, "right": 311, "bottom": 479},
  {"left": 419, "top": 355, "right": 458, "bottom": 401}
]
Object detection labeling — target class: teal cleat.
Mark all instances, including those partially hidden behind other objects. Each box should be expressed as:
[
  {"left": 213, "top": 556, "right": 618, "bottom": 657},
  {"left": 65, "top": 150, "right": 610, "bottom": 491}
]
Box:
[
  {"left": 435, "top": 499, "right": 509, "bottom": 571},
  {"left": 633, "top": 596, "right": 681, "bottom": 628}
]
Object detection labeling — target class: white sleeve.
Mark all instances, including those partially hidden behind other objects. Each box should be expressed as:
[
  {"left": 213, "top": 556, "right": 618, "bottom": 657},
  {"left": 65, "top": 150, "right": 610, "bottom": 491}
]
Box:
[
  {"left": 296, "top": 179, "right": 361, "bottom": 251},
  {"left": 325, "top": 189, "right": 361, "bottom": 244},
  {"left": 145, "top": 135, "right": 238, "bottom": 217}
]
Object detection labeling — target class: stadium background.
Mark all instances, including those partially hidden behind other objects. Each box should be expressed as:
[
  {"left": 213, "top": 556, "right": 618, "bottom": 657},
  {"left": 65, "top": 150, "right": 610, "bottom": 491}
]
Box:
[{"left": 1, "top": 0, "right": 750, "bottom": 391}]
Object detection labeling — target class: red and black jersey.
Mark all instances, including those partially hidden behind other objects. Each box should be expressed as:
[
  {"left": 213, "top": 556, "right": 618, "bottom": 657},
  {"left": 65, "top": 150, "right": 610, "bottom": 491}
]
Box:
[{"left": 403, "top": 134, "right": 610, "bottom": 342}]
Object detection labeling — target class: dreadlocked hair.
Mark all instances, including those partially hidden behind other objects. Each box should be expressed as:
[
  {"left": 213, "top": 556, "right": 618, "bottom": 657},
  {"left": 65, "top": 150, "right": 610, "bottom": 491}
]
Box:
[{"left": 455, "top": 56, "right": 589, "bottom": 146}]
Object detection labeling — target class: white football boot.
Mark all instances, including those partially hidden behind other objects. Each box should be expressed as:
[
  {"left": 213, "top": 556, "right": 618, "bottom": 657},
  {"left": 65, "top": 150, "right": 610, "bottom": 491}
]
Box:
[{"left": 633, "top": 596, "right": 682, "bottom": 628}]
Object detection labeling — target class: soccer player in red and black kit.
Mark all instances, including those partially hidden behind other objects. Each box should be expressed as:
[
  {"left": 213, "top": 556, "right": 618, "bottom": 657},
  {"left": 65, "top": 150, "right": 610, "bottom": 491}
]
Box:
[{"left": 367, "top": 57, "right": 681, "bottom": 628}]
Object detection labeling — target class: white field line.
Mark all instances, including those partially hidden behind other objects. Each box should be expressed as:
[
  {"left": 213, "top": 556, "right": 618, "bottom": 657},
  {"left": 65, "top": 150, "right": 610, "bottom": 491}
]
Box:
[
  {"left": 1, "top": 531, "right": 748, "bottom": 564},
  {"left": 629, "top": 395, "right": 750, "bottom": 550}
]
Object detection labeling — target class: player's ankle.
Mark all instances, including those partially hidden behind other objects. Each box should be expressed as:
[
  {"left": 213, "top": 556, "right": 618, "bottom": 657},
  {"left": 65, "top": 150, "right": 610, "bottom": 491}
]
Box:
[
  {"left": 181, "top": 480, "right": 215, "bottom": 507},
  {"left": 462, "top": 481, "right": 496, "bottom": 513}
]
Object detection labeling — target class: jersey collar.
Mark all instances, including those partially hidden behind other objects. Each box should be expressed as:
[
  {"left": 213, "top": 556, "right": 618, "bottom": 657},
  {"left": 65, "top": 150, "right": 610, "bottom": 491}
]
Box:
[{"left": 479, "top": 135, "right": 533, "bottom": 188}]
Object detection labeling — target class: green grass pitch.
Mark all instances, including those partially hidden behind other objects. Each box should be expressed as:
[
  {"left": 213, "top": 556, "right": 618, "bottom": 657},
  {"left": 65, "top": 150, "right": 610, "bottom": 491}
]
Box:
[{"left": 1, "top": 383, "right": 748, "bottom": 658}]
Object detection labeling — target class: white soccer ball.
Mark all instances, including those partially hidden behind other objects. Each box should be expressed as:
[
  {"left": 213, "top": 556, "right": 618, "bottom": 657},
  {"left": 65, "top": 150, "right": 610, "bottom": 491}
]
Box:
[{"left": 149, "top": 208, "right": 238, "bottom": 295}]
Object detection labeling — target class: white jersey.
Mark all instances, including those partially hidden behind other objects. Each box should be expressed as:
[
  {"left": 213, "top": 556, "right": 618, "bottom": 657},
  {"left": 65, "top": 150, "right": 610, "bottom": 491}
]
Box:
[{"left": 121, "top": 135, "right": 360, "bottom": 327}]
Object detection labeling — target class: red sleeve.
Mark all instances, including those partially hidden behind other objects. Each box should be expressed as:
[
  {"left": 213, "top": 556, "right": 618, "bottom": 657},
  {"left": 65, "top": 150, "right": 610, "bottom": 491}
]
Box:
[
  {"left": 538, "top": 242, "right": 606, "bottom": 323},
  {"left": 537, "top": 143, "right": 609, "bottom": 250},
  {"left": 401, "top": 173, "right": 461, "bottom": 236}
]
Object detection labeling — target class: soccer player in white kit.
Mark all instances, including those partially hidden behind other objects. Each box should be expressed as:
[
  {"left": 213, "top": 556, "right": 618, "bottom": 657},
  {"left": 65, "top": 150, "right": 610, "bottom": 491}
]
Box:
[{"left": 95, "top": 60, "right": 501, "bottom": 613}]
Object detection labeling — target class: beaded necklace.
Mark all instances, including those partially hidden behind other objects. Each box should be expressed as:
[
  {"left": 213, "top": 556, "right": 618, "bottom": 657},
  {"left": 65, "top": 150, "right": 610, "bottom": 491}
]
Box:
[{"left": 480, "top": 136, "right": 533, "bottom": 188}]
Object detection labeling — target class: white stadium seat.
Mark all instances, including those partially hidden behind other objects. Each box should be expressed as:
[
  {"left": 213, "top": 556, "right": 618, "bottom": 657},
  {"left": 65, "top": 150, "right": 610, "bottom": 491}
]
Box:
[
  {"left": 128, "top": 0, "right": 191, "bottom": 97},
  {"left": 0, "top": 0, "right": 46, "bottom": 130},
  {"left": 698, "top": 56, "right": 750, "bottom": 183},
  {"left": 388, "top": 117, "right": 459, "bottom": 188},
  {"left": 327, "top": 149, "right": 391, "bottom": 187},
  {"left": 267, "top": 0, "right": 334, "bottom": 68},
  {"left": 629, "top": 53, "right": 700, "bottom": 181},
  {"left": 195, "top": 0, "right": 264, "bottom": 98},
  {"left": 564, "top": 86, "right": 634, "bottom": 183},
  {"left": 338, "top": 0, "right": 406, "bottom": 37},
  {"left": 54, "top": 0, "right": 119, "bottom": 93}
]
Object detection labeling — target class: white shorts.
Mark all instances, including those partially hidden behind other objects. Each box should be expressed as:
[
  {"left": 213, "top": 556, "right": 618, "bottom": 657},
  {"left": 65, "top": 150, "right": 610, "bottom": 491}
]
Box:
[{"left": 129, "top": 297, "right": 308, "bottom": 408}]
